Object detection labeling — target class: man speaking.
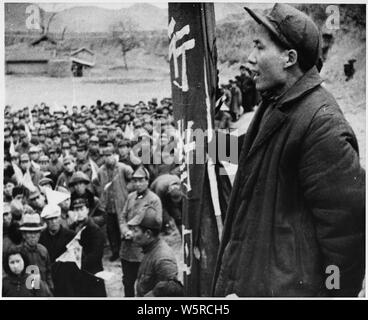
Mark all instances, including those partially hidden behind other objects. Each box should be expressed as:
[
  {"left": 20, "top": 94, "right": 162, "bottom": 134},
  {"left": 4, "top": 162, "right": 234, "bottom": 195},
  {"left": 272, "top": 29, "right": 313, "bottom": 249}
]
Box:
[{"left": 212, "top": 4, "right": 365, "bottom": 297}]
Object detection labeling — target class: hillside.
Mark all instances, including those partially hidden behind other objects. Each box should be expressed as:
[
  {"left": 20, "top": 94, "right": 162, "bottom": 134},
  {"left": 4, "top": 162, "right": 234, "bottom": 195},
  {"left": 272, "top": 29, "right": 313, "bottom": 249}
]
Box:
[{"left": 5, "top": 2, "right": 167, "bottom": 33}]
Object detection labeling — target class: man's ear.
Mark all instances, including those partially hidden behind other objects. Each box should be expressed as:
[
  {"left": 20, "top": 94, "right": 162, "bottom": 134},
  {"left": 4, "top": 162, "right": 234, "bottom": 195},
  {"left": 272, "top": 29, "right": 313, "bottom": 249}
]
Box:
[
  {"left": 145, "top": 229, "right": 152, "bottom": 238},
  {"left": 283, "top": 49, "right": 298, "bottom": 68}
]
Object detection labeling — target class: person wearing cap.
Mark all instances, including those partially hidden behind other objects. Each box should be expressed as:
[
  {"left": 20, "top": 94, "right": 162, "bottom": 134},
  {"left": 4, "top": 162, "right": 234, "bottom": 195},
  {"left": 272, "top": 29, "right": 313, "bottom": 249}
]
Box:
[
  {"left": 29, "top": 145, "right": 41, "bottom": 164},
  {"left": 55, "top": 156, "right": 76, "bottom": 189},
  {"left": 78, "top": 126, "right": 89, "bottom": 143},
  {"left": 128, "top": 205, "right": 178, "bottom": 297},
  {"left": 61, "top": 140, "right": 71, "bottom": 158},
  {"left": 39, "top": 177, "right": 53, "bottom": 191},
  {"left": 39, "top": 155, "right": 50, "bottom": 175},
  {"left": 55, "top": 186, "right": 74, "bottom": 229},
  {"left": 97, "top": 145, "right": 133, "bottom": 261},
  {"left": 48, "top": 146, "right": 63, "bottom": 184},
  {"left": 40, "top": 204, "right": 76, "bottom": 263},
  {"left": 19, "top": 213, "right": 54, "bottom": 292},
  {"left": 71, "top": 198, "right": 106, "bottom": 281},
  {"left": 88, "top": 136, "right": 102, "bottom": 166},
  {"left": 15, "top": 129, "right": 31, "bottom": 155},
  {"left": 118, "top": 165, "right": 162, "bottom": 297},
  {"left": 16, "top": 153, "right": 44, "bottom": 187},
  {"left": 118, "top": 139, "right": 142, "bottom": 170},
  {"left": 70, "top": 171, "right": 106, "bottom": 227},
  {"left": 150, "top": 174, "right": 183, "bottom": 235},
  {"left": 229, "top": 79, "right": 242, "bottom": 121},
  {"left": 27, "top": 187, "right": 46, "bottom": 213},
  {"left": 213, "top": 4, "right": 365, "bottom": 298},
  {"left": 76, "top": 143, "right": 95, "bottom": 182},
  {"left": 69, "top": 139, "right": 78, "bottom": 157}
]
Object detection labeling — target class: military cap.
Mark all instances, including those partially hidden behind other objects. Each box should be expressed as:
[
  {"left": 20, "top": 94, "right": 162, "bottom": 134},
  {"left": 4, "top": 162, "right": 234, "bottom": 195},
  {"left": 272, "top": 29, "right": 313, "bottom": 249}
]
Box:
[
  {"left": 244, "top": 3, "right": 321, "bottom": 71},
  {"left": 39, "top": 155, "right": 50, "bottom": 162},
  {"left": 29, "top": 145, "right": 40, "bottom": 153},
  {"left": 69, "top": 171, "right": 90, "bottom": 186},
  {"left": 39, "top": 177, "right": 53, "bottom": 187},
  {"left": 128, "top": 206, "right": 162, "bottom": 231},
  {"left": 78, "top": 126, "right": 88, "bottom": 134},
  {"left": 71, "top": 197, "right": 88, "bottom": 209},
  {"left": 77, "top": 143, "right": 88, "bottom": 152},
  {"left": 102, "top": 146, "right": 115, "bottom": 156},
  {"left": 118, "top": 139, "right": 131, "bottom": 148},
  {"left": 132, "top": 166, "right": 150, "bottom": 180},
  {"left": 89, "top": 136, "right": 99, "bottom": 143},
  {"left": 60, "top": 126, "right": 70, "bottom": 134},
  {"left": 20, "top": 153, "right": 30, "bottom": 162}
]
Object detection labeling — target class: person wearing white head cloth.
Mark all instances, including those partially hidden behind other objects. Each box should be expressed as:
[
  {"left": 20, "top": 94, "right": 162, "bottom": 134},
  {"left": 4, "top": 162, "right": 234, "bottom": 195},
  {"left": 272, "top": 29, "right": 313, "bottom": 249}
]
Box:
[{"left": 40, "top": 204, "right": 76, "bottom": 263}]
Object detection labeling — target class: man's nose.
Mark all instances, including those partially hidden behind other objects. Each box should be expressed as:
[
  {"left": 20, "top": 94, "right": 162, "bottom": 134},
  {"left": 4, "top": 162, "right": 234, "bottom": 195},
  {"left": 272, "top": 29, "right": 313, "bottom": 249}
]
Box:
[{"left": 247, "top": 49, "right": 257, "bottom": 65}]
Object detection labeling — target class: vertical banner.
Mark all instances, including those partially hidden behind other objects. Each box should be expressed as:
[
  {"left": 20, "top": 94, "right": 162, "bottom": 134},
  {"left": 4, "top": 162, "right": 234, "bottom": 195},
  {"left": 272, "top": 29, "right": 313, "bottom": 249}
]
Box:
[{"left": 169, "top": 3, "right": 221, "bottom": 296}]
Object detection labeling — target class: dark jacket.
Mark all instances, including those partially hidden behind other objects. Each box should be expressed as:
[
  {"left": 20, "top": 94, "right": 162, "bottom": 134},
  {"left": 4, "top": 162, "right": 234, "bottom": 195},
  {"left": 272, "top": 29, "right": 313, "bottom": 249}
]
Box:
[
  {"left": 150, "top": 174, "right": 182, "bottom": 226},
  {"left": 136, "top": 238, "right": 178, "bottom": 297},
  {"left": 79, "top": 218, "right": 105, "bottom": 274},
  {"left": 97, "top": 162, "right": 133, "bottom": 214},
  {"left": 20, "top": 242, "right": 54, "bottom": 292},
  {"left": 48, "top": 159, "right": 63, "bottom": 185},
  {"left": 212, "top": 67, "right": 365, "bottom": 297},
  {"left": 119, "top": 190, "right": 162, "bottom": 262},
  {"left": 2, "top": 274, "right": 52, "bottom": 297},
  {"left": 39, "top": 226, "right": 76, "bottom": 263}
]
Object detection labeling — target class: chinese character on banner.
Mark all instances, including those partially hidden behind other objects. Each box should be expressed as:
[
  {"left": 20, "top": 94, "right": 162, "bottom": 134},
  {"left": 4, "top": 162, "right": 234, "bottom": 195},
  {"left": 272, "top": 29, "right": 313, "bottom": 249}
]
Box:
[{"left": 169, "top": 3, "right": 227, "bottom": 297}]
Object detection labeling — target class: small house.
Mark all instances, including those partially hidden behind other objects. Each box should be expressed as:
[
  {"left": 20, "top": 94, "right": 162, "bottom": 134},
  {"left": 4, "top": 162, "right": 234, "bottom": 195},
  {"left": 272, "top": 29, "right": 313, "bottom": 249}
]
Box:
[{"left": 70, "top": 47, "right": 95, "bottom": 77}]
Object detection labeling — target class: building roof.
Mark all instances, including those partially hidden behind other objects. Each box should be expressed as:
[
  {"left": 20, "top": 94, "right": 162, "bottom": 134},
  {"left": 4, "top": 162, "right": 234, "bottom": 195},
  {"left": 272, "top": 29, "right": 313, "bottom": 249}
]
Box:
[
  {"left": 70, "top": 57, "right": 95, "bottom": 67},
  {"left": 70, "top": 47, "right": 95, "bottom": 56}
]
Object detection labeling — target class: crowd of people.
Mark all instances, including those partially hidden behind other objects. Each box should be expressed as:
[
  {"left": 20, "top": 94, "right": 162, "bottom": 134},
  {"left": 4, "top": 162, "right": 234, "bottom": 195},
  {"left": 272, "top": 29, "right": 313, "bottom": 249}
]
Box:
[
  {"left": 215, "top": 65, "right": 259, "bottom": 124},
  {"left": 3, "top": 97, "right": 190, "bottom": 297}
]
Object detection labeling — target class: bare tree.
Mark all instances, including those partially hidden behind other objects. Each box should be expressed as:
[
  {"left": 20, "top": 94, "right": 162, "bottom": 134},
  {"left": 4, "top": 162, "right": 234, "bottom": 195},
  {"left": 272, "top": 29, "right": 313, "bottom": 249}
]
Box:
[
  {"left": 111, "top": 18, "right": 139, "bottom": 70},
  {"left": 32, "top": 11, "right": 58, "bottom": 45}
]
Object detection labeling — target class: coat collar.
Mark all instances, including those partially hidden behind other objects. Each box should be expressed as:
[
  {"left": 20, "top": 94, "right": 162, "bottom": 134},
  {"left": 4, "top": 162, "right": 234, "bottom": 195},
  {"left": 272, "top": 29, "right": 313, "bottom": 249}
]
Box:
[
  {"left": 278, "top": 66, "right": 323, "bottom": 109},
  {"left": 244, "top": 66, "right": 322, "bottom": 160}
]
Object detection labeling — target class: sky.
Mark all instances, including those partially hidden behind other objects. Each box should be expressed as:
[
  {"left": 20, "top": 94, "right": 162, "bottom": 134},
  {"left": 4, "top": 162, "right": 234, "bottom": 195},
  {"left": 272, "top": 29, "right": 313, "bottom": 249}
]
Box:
[{"left": 38, "top": 2, "right": 168, "bottom": 11}]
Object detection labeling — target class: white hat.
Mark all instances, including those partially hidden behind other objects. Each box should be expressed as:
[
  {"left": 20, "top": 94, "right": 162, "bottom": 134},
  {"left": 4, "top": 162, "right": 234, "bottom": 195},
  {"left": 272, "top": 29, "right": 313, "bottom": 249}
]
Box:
[
  {"left": 40, "top": 204, "right": 61, "bottom": 220},
  {"left": 19, "top": 214, "right": 46, "bottom": 232}
]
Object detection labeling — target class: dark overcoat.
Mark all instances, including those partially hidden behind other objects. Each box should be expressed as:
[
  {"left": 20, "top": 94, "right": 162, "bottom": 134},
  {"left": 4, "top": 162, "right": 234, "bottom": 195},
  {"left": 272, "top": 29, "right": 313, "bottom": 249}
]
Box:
[{"left": 212, "top": 67, "right": 365, "bottom": 297}]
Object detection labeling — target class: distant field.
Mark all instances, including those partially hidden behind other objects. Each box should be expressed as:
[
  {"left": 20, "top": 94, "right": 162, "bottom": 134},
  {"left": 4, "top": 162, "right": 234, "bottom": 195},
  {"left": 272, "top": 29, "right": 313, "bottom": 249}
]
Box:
[{"left": 5, "top": 75, "right": 171, "bottom": 109}]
